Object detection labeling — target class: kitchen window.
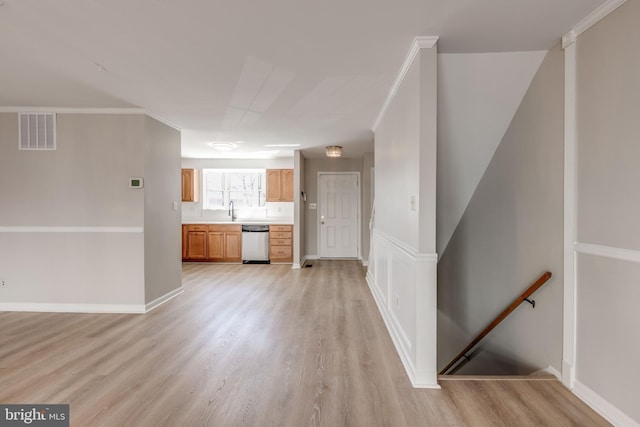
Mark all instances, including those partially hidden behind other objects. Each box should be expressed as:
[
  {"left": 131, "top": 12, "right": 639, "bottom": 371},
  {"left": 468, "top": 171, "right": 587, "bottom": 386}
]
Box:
[{"left": 202, "top": 169, "right": 266, "bottom": 210}]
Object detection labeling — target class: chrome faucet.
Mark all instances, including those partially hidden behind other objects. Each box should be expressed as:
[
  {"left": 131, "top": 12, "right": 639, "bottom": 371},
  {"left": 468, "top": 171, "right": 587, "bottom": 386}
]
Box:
[{"left": 229, "top": 200, "right": 236, "bottom": 221}]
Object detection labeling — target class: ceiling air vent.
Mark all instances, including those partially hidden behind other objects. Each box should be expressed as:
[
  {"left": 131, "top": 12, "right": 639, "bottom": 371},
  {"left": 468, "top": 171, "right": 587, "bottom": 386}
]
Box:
[{"left": 18, "top": 112, "right": 56, "bottom": 150}]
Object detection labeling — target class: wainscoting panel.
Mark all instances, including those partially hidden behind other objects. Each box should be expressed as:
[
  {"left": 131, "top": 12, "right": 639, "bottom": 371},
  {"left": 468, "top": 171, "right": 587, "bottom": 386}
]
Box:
[{"left": 366, "top": 230, "right": 439, "bottom": 388}]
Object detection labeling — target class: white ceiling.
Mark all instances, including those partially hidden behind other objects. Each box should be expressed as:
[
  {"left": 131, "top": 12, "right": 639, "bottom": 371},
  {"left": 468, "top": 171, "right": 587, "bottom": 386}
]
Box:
[{"left": 0, "top": 0, "right": 603, "bottom": 159}]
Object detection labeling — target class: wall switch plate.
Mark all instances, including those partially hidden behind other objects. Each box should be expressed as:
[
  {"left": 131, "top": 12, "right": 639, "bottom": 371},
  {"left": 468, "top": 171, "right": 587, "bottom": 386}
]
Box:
[
  {"left": 309, "top": 203, "right": 317, "bottom": 210},
  {"left": 172, "top": 201, "right": 178, "bottom": 211}
]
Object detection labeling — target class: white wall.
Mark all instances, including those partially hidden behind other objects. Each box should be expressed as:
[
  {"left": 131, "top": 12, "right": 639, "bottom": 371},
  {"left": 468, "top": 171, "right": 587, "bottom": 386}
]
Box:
[
  {"left": 436, "top": 51, "right": 546, "bottom": 254},
  {"left": 570, "top": 1, "right": 640, "bottom": 424},
  {"left": 368, "top": 41, "right": 438, "bottom": 388},
  {"left": 375, "top": 58, "right": 421, "bottom": 251}
]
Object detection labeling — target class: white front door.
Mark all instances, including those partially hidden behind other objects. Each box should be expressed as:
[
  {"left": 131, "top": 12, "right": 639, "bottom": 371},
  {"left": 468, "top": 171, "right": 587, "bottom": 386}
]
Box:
[{"left": 319, "top": 173, "right": 359, "bottom": 258}]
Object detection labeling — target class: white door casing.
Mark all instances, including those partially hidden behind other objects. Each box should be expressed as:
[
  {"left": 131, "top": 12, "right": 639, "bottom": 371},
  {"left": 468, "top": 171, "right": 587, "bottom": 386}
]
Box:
[{"left": 318, "top": 172, "right": 360, "bottom": 258}]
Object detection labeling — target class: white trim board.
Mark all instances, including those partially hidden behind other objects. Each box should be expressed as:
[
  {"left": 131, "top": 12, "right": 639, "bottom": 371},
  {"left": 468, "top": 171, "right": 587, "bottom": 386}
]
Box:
[
  {"left": 575, "top": 242, "right": 640, "bottom": 264},
  {"left": 0, "top": 107, "right": 145, "bottom": 114},
  {"left": 573, "top": 381, "right": 639, "bottom": 427},
  {"left": 372, "top": 36, "right": 439, "bottom": 131},
  {"left": 562, "top": 40, "right": 578, "bottom": 390},
  {"left": 0, "top": 107, "right": 182, "bottom": 132},
  {"left": 0, "top": 287, "right": 184, "bottom": 314},
  {"left": 0, "top": 226, "right": 144, "bottom": 233},
  {"left": 562, "top": 0, "right": 628, "bottom": 48},
  {"left": 532, "top": 365, "right": 562, "bottom": 380},
  {"left": 373, "top": 229, "right": 438, "bottom": 263},
  {"left": 0, "top": 303, "right": 146, "bottom": 314},
  {"left": 145, "top": 287, "right": 184, "bottom": 312},
  {"left": 144, "top": 111, "right": 183, "bottom": 131}
]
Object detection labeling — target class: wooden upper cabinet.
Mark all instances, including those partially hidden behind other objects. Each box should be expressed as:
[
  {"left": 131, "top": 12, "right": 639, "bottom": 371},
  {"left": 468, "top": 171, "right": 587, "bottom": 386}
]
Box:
[
  {"left": 266, "top": 169, "right": 294, "bottom": 202},
  {"left": 266, "top": 169, "right": 282, "bottom": 202},
  {"left": 181, "top": 169, "right": 200, "bottom": 202},
  {"left": 281, "top": 169, "right": 294, "bottom": 201}
]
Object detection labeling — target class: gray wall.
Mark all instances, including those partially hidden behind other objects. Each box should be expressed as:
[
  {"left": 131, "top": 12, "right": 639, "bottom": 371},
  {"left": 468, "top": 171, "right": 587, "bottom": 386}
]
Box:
[
  {"left": 0, "top": 113, "right": 146, "bottom": 306},
  {"left": 293, "top": 150, "right": 306, "bottom": 267},
  {"left": 304, "top": 157, "right": 363, "bottom": 258},
  {"left": 437, "top": 44, "right": 564, "bottom": 375},
  {"left": 361, "top": 152, "right": 374, "bottom": 263},
  {"left": 574, "top": 1, "right": 640, "bottom": 422},
  {"left": 0, "top": 113, "right": 145, "bottom": 226},
  {"left": 144, "top": 116, "right": 182, "bottom": 303}
]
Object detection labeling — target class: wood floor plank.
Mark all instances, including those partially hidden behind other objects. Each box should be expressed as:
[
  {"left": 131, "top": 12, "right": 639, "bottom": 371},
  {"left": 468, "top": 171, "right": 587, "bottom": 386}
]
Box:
[{"left": 0, "top": 261, "right": 611, "bottom": 426}]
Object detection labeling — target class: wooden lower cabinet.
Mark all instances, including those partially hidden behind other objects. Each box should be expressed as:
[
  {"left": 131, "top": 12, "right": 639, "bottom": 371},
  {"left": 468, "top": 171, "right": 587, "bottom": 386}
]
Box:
[
  {"left": 182, "top": 225, "right": 188, "bottom": 260},
  {"left": 224, "top": 232, "right": 242, "bottom": 262},
  {"left": 207, "top": 232, "right": 225, "bottom": 261},
  {"left": 270, "top": 224, "right": 293, "bottom": 263},
  {"left": 183, "top": 224, "right": 242, "bottom": 263},
  {"left": 186, "top": 232, "right": 207, "bottom": 260}
]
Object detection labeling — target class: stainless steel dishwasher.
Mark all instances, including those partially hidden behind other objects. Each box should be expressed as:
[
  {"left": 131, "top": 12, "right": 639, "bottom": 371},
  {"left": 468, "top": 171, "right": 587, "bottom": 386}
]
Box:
[{"left": 241, "top": 224, "right": 270, "bottom": 264}]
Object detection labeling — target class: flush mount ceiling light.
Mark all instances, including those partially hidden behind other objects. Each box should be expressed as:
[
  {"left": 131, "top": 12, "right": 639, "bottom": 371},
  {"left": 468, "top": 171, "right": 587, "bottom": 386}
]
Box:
[
  {"left": 209, "top": 142, "right": 236, "bottom": 151},
  {"left": 325, "top": 146, "right": 342, "bottom": 158}
]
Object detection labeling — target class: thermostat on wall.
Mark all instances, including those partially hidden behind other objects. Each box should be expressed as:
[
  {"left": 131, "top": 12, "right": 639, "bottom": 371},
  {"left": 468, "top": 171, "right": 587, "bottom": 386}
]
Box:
[{"left": 129, "top": 177, "right": 144, "bottom": 189}]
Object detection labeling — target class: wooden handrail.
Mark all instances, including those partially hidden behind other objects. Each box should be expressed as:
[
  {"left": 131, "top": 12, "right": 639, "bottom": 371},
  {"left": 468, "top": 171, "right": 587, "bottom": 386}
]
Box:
[{"left": 439, "top": 271, "right": 552, "bottom": 375}]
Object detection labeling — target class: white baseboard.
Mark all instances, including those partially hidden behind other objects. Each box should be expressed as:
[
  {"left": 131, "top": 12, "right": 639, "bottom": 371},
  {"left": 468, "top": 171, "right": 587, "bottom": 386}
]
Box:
[
  {"left": 292, "top": 256, "right": 307, "bottom": 269},
  {"left": 0, "top": 302, "right": 146, "bottom": 314},
  {"left": 573, "top": 380, "right": 639, "bottom": 427},
  {"left": 304, "top": 255, "right": 320, "bottom": 261},
  {"left": 532, "top": 365, "right": 561, "bottom": 380},
  {"left": 145, "top": 286, "right": 184, "bottom": 312},
  {"left": 562, "top": 359, "right": 575, "bottom": 388},
  {"left": 0, "top": 287, "right": 184, "bottom": 314}
]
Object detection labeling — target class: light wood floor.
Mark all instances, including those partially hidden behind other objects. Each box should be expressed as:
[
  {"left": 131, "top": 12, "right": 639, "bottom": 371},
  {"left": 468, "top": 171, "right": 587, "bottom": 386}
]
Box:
[{"left": 0, "top": 261, "right": 609, "bottom": 426}]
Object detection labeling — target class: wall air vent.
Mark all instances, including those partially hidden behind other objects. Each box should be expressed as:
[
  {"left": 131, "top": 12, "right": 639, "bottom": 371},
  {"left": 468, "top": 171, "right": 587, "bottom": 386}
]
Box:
[{"left": 18, "top": 112, "right": 56, "bottom": 150}]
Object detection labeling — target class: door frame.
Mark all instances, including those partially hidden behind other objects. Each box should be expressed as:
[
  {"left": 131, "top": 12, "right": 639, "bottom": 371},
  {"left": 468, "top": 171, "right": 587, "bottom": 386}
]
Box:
[{"left": 317, "top": 171, "right": 361, "bottom": 259}]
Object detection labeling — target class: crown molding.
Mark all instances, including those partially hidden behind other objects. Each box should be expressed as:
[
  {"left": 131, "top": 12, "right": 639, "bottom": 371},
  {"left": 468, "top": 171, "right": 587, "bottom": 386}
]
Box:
[
  {"left": 145, "top": 111, "right": 183, "bottom": 131},
  {"left": 372, "top": 36, "right": 439, "bottom": 131},
  {"left": 0, "top": 107, "right": 146, "bottom": 114},
  {"left": 562, "top": 0, "right": 628, "bottom": 48},
  {"left": 0, "top": 107, "right": 182, "bottom": 132}
]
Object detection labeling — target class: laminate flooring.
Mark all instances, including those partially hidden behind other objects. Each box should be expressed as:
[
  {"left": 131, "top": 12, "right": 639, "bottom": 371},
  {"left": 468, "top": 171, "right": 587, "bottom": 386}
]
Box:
[{"left": 0, "top": 261, "right": 610, "bottom": 426}]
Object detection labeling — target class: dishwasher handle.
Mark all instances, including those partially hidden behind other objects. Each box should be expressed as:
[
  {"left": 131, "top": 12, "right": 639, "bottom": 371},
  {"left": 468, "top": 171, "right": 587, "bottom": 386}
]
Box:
[{"left": 241, "top": 224, "right": 270, "bottom": 232}]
